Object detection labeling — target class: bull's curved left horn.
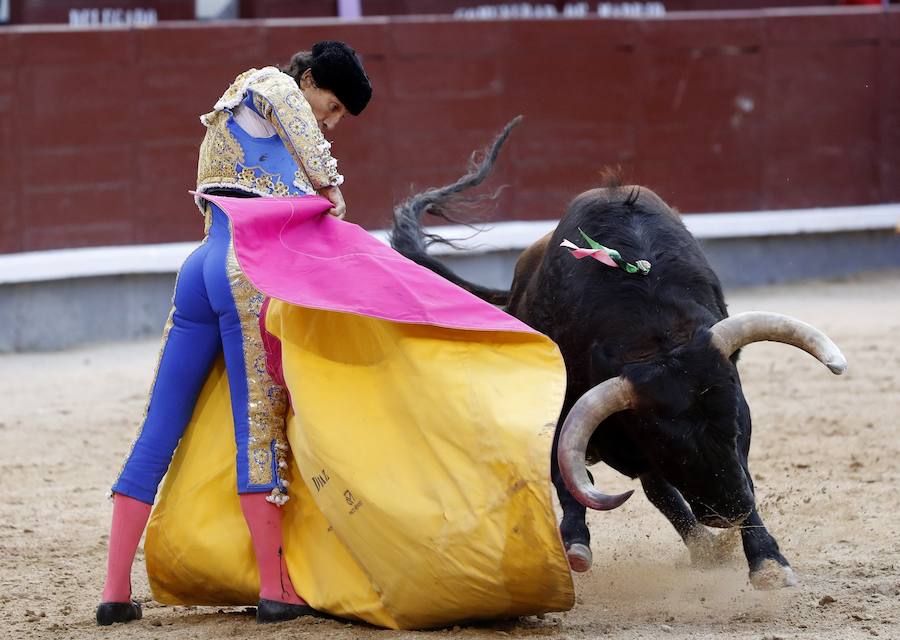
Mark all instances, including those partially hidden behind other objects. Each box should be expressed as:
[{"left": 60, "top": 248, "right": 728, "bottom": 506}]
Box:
[
  {"left": 709, "top": 312, "right": 848, "bottom": 375},
  {"left": 557, "top": 377, "right": 636, "bottom": 511}
]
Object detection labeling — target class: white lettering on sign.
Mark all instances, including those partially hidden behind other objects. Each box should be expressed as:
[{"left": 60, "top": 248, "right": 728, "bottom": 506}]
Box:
[
  {"left": 454, "top": 3, "right": 559, "bottom": 19},
  {"left": 454, "top": 2, "right": 665, "bottom": 19},
  {"left": 596, "top": 2, "right": 665, "bottom": 17},
  {"left": 68, "top": 7, "right": 159, "bottom": 26},
  {"left": 562, "top": 2, "right": 590, "bottom": 16}
]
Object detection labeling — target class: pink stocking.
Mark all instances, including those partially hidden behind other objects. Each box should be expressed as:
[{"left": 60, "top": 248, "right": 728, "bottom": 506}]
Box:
[
  {"left": 101, "top": 494, "right": 152, "bottom": 603},
  {"left": 239, "top": 493, "right": 304, "bottom": 604}
]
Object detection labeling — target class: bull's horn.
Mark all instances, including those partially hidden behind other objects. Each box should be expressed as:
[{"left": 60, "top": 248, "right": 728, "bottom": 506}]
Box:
[
  {"left": 558, "top": 377, "right": 636, "bottom": 510},
  {"left": 709, "top": 311, "right": 847, "bottom": 375}
]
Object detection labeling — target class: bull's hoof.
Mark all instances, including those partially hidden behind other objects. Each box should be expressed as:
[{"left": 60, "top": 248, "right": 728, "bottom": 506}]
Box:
[
  {"left": 750, "top": 559, "right": 798, "bottom": 590},
  {"left": 566, "top": 543, "right": 593, "bottom": 573},
  {"left": 686, "top": 527, "right": 739, "bottom": 567}
]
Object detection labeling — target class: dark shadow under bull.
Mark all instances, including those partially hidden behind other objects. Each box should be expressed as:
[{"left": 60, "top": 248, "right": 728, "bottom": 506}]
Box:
[{"left": 389, "top": 118, "right": 847, "bottom": 589}]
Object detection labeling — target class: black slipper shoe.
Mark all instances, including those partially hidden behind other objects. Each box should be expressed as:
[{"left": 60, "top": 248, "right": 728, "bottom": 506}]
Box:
[
  {"left": 96, "top": 600, "right": 142, "bottom": 626},
  {"left": 256, "top": 599, "right": 323, "bottom": 624}
]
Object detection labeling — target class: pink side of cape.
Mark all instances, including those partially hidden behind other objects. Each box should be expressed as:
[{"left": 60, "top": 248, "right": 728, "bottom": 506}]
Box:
[{"left": 198, "top": 194, "right": 536, "bottom": 334}]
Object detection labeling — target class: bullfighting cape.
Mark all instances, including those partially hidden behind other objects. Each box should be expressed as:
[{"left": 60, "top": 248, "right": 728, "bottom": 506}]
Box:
[{"left": 144, "top": 195, "right": 574, "bottom": 629}]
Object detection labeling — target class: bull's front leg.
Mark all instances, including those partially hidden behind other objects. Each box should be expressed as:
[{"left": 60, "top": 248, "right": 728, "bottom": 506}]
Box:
[
  {"left": 639, "top": 473, "right": 734, "bottom": 567},
  {"left": 551, "top": 424, "right": 593, "bottom": 572},
  {"left": 735, "top": 391, "right": 797, "bottom": 589},
  {"left": 740, "top": 508, "right": 797, "bottom": 589}
]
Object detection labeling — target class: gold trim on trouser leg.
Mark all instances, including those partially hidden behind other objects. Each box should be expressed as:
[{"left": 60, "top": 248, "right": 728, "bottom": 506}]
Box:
[{"left": 224, "top": 228, "right": 291, "bottom": 505}]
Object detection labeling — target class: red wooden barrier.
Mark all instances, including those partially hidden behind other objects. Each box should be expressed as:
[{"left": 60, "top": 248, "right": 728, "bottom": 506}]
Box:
[{"left": 0, "top": 7, "right": 897, "bottom": 253}]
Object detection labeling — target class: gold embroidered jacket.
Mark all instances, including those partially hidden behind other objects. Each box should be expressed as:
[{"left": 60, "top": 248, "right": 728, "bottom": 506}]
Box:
[{"left": 196, "top": 67, "right": 343, "bottom": 204}]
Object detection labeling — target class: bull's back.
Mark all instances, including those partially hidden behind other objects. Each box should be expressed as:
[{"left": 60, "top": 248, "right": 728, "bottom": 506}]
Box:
[
  {"left": 524, "top": 190, "right": 728, "bottom": 351},
  {"left": 508, "top": 231, "right": 554, "bottom": 320}
]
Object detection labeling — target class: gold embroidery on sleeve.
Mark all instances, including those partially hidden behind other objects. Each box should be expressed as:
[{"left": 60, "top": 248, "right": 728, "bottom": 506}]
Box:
[{"left": 249, "top": 73, "right": 344, "bottom": 190}]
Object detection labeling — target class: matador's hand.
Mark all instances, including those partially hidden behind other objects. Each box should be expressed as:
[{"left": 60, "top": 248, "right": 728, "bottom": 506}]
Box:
[{"left": 317, "top": 186, "right": 346, "bottom": 220}]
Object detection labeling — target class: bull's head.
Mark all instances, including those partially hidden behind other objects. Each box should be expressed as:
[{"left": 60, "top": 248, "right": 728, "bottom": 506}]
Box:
[{"left": 557, "top": 312, "right": 847, "bottom": 524}]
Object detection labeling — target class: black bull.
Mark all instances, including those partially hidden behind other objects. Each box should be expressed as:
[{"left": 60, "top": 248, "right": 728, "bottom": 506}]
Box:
[{"left": 389, "top": 119, "right": 847, "bottom": 589}]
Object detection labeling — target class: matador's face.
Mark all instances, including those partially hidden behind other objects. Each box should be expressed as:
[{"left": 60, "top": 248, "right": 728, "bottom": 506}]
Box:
[{"left": 300, "top": 69, "right": 348, "bottom": 132}]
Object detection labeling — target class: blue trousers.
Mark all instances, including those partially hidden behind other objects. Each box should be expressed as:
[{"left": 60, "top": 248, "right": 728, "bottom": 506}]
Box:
[{"left": 112, "top": 204, "right": 288, "bottom": 505}]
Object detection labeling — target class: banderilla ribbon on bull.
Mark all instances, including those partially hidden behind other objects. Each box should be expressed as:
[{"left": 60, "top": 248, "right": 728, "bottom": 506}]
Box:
[{"left": 560, "top": 228, "right": 652, "bottom": 275}]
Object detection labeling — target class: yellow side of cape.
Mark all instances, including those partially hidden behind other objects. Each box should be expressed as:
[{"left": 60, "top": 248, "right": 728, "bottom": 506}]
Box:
[{"left": 145, "top": 302, "right": 574, "bottom": 629}]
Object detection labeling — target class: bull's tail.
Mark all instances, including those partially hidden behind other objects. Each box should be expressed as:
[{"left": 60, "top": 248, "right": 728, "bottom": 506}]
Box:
[{"left": 390, "top": 116, "right": 522, "bottom": 307}]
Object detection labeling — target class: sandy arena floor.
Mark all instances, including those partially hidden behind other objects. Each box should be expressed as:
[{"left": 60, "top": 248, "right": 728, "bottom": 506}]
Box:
[{"left": 1, "top": 271, "right": 898, "bottom": 640}]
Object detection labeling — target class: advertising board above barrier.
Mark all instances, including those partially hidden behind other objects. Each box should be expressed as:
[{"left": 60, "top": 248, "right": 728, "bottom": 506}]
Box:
[
  {"left": 452, "top": 2, "right": 666, "bottom": 18},
  {"left": 6, "top": 0, "right": 193, "bottom": 24},
  {"left": 238, "top": 0, "right": 879, "bottom": 19},
  {"left": 3, "top": 0, "right": 891, "bottom": 24},
  {"left": 66, "top": 7, "right": 161, "bottom": 26}
]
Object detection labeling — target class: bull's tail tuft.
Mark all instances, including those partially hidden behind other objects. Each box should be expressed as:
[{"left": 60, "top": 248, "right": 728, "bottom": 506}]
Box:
[{"left": 390, "top": 117, "right": 522, "bottom": 306}]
